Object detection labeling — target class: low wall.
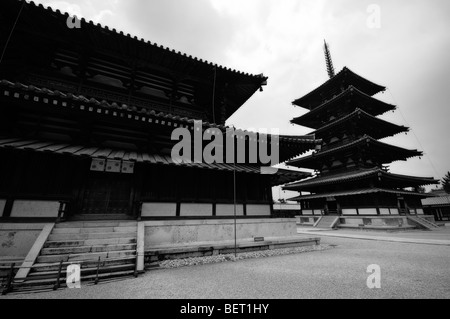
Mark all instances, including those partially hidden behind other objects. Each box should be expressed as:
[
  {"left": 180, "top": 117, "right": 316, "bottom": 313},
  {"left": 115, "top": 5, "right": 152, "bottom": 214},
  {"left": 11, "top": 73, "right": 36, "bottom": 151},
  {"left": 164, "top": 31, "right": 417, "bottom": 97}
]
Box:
[
  {"left": 338, "top": 216, "right": 418, "bottom": 228},
  {"left": 143, "top": 218, "right": 297, "bottom": 247},
  {"left": 0, "top": 223, "right": 46, "bottom": 258}
]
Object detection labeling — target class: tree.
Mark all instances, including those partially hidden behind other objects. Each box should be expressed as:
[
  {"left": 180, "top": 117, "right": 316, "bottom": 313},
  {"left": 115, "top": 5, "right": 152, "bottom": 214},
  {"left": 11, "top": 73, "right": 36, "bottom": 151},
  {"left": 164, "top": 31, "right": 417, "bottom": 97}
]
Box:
[
  {"left": 442, "top": 172, "right": 450, "bottom": 194},
  {"left": 415, "top": 186, "right": 426, "bottom": 193}
]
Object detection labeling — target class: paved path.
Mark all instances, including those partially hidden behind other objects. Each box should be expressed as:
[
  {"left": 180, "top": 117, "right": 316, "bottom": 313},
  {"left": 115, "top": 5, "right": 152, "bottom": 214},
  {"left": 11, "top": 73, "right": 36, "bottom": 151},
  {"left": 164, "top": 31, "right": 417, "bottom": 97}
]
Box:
[
  {"left": 297, "top": 227, "right": 450, "bottom": 246},
  {"left": 2, "top": 233, "right": 450, "bottom": 299}
]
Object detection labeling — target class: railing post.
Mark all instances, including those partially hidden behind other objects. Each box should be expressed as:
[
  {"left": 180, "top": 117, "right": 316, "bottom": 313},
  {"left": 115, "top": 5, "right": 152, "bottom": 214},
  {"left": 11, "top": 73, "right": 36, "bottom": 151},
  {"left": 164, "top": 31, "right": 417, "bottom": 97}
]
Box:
[
  {"left": 53, "top": 260, "right": 63, "bottom": 290},
  {"left": 1, "top": 263, "right": 15, "bottom": 295},
  {"left": 94, "top": 257, "right": 101, "bottom": 285},
  {"left": 137, "top": 201, "right": 143, "bottom": 221},
  {"left": 134, "top": 255, "right": 139, "bottom": 278}
]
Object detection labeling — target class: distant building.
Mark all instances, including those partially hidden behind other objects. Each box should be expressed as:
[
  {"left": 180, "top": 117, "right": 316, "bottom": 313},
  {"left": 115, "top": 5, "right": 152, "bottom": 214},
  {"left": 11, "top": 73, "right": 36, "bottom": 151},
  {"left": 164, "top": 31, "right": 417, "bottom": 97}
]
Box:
[{"left": 422, "top": 196, "right": 450, "bottom": 221}]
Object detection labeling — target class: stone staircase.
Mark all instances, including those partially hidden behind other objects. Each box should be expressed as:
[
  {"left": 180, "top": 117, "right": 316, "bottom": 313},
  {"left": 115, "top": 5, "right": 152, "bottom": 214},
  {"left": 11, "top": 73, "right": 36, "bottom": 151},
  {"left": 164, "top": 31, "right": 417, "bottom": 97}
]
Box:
[
  {"left": 314, "top": 216, "right": 339, "bottom": 229},
  {"left": 6, "top": 220, "right": 138, "bottom": 293},
  {"left": 407, "top": 216, "right": 440, "bottom": 231}
]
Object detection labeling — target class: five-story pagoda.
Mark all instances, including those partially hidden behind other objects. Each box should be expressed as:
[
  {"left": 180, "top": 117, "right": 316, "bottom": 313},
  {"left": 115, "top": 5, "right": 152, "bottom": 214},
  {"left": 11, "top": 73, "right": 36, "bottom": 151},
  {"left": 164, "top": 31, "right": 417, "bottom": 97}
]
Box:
[{"left": 283, "top": 49, "right": 438, "bottom": 217}]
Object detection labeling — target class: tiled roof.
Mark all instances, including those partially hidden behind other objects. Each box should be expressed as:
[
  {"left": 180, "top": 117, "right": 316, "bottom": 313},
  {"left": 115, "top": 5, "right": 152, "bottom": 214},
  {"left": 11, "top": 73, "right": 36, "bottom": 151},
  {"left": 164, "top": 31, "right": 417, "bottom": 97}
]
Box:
[
  {"left": 311, "top": 108, "right": 409, "bottom": 138},
  {"left": 283, "top": 168, "right": 438, "bottom": 190},
  {"left": 0, "top": 136, "right": 311, "bottom": 186},
  {"left": 292, "top": 67, "right": 386, "bottom": 109},
  {"left": 291, "top": 85, "right": 396, "bottom": 128},
  {"left": 8, "top": 0, "right": 266, "bottom": 80},
  {"left": 287, "top": 135, "right": 422, "bottom": 167},
  {"left": 284, "top": 168, "right": 380, "bottom": 189},
  {"left": 288, "top": 188, "right": 430, "bottom": 201},
  {"left": 0, "top": 79, "right": 318, "bottom": 147},
  {"left": 421, "top": 196, "right": 450, "bottom": 206}
]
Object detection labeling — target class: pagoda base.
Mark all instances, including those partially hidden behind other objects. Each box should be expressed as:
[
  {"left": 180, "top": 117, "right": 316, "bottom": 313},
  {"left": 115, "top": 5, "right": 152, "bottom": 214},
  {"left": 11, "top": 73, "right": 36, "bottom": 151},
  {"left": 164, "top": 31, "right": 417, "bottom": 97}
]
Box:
[{"left": 296, "top": 215, "right": 438, "bottom": 230}]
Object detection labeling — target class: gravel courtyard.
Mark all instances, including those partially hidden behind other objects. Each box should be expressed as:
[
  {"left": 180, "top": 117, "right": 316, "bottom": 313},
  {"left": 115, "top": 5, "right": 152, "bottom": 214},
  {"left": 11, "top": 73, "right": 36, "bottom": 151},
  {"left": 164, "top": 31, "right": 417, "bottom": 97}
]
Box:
[{"left": 2, "top": 229, "right": 450, "bottom": 299}]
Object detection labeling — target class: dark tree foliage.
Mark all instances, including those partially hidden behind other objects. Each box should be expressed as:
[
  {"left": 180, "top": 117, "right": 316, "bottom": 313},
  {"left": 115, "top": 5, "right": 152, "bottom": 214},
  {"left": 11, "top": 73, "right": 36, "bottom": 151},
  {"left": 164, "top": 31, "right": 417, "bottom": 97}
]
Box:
[{"left": 442, "top": 172, "right": 450, "bottom": 194}]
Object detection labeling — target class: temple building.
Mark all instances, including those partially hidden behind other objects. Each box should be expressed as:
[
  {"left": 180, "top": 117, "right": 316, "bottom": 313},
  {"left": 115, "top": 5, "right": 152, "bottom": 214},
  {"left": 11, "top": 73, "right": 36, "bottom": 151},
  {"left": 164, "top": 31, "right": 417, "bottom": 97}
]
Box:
[
  {"left": 0, "top": 0, "right": 322, "bottom": 292},
  {"left": 0, "top": 0, "right": 318, "bottom": 222},
  {"left": 283, "top": 66, "right": 439, "bottom": 222}
]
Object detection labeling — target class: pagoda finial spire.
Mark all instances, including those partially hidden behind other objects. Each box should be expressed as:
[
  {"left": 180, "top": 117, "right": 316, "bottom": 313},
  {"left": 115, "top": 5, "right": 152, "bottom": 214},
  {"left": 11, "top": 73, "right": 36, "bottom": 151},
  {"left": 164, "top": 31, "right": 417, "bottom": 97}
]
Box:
[{"left": 323, "top": 39, "right": 335, "bottom": 79}]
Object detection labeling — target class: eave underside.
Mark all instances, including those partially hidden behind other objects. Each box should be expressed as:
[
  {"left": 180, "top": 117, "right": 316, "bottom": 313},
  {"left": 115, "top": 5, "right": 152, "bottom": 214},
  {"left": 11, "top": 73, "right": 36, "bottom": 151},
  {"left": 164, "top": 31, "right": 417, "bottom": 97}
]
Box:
[
  {"left": 292, "top": 67, "right": 386, "bottom": 110},
  {"left": 311, "top": 108, "right": 409, "bottom": 139},
  {"left": 287, "top": 136, "right": 422, "bottom": 169},
  {"left": 291, "top": 86, "right": 396, "bottom": 129},
  {"left": 288, "top": 188, "right": 431, "bottom": 201},
  {"left": 283, "top": 168, "right": 438, "bottom": 191}
]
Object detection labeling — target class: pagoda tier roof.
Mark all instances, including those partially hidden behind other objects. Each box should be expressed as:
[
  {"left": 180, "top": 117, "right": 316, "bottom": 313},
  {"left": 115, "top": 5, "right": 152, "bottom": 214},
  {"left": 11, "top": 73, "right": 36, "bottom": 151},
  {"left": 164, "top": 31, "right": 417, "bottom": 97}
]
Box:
[
  {"left": 0, "top": 0, "right": 267, "bottom": 122},
  {"left": 283, "top": 167, "right": 438, "bottom": 191},
  {"left": 287, "top": 135, "right": 423, "bottom": 169},
  {"left": 287, "top": 187, "right": 431, "bottom": 201},
  {"left": 0, "top": 137, "right": 308, "bottom": 187},
  {"left": 312, "top": 108, "right": 409, "bottom": 139},
  {"left": 291, "top": 86, "right": 396, "bottom": 129},
  {"left": 292, "top": 67, "right": 386, "bottom": 110},
  {"left": 0, "top": 79, "right": 319, "bottom": 163}
]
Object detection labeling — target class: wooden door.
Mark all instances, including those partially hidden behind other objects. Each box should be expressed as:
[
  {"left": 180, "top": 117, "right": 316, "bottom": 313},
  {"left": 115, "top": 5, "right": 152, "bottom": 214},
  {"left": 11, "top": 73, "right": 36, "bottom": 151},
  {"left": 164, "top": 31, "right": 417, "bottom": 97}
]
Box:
[{"left": 80, "top": 172, "right": 133, "bottom": 215}]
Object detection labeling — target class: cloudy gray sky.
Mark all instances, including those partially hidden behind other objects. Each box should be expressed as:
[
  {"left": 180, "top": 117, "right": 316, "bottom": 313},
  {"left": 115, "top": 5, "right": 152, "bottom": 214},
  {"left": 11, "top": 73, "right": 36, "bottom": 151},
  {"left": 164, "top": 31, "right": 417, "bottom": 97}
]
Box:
[{"left": 33, "top": 0, "right": 450, "bottom": 199}]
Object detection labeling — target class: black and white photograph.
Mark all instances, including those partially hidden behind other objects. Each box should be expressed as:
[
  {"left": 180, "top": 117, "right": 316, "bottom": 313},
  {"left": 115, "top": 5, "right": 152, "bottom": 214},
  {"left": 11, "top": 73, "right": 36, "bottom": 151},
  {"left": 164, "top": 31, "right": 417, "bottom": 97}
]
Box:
[{"left": 0, "top": 0, "right": 449, "bottom": 307}]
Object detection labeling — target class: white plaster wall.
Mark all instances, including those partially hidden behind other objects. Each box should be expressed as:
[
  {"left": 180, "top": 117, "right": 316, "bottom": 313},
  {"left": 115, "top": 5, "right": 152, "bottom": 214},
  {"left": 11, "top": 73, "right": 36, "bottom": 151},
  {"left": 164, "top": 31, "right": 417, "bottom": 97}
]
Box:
[
  {"left": 342, "top": 209, "right": 358, "bottom": 215},
  {"left": 144, "top": 218, "right": 297, "bottom": 246},
  {"left": 302, "top": 210, "right": 313, "bottom": 215},
  {"left": 344, "top": 218, "right": 364, "bottom": 225},
  {"left": 358, "top": 208, "right": 378, "bottom": 215},
  {"left": 141, "top": 203, "right": 176, "bottom": 217},
  {"left": 246, "top": 204, "right": 271, "bottom": 216},
  {"left": 180, "top": 203, "right": 213, "bottom": 217},
  {"left": 216, "top": 204, "right": 244, "bottom": 216},
  {"left": 0, "top": 199, "right": 6, "bottom": 216},
  {"left": 0, "top": 224, "right": 45, "bottom": 257},
  {"left": 10, "top": 201, "right": 59, "bottom": 218}
]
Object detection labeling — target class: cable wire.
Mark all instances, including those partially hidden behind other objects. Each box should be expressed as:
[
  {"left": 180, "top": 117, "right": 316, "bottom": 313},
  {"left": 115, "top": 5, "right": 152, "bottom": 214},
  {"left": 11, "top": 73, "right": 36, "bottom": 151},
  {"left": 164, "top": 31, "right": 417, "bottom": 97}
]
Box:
[{"left": 0, "top": 0, "right": 25, "bottom": 65}]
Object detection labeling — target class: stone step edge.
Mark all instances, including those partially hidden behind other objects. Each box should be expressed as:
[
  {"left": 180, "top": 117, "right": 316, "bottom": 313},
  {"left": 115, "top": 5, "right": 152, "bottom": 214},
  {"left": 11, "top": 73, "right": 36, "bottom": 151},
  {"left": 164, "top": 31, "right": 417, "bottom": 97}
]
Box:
[
  {"left": 44, "top": 237, "right": 137, "bottom": 246},
  {"left": 13, "top": 270, "right": 137, "bottom": 287},
  {"left": 29, "top": 256, "right": 137, "bottom": 269},
  {"left": 41, "top": 243, "right": 137, "bottom": 253},
  {"left": 38, "top": 249, "right": 137, "bottom": 260},
  {"left": 48, "top": 232, "right": 137, "bottom": 238},
  {"left": 28, "top": 263, "right": 135, "bottom": 278}
]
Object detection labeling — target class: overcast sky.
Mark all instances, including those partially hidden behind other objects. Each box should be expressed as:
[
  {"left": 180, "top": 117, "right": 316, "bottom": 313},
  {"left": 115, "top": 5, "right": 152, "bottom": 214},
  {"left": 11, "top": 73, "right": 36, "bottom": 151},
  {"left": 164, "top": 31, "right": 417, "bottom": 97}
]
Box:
[{"left": 32, "top": 0, "right": 450, "bottom": 198}]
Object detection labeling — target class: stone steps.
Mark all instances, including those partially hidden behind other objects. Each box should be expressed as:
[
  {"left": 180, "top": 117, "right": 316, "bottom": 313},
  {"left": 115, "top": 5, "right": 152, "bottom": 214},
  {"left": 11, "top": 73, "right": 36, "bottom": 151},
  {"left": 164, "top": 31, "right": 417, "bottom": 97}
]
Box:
[
  {"left": 315, "top": 216, "right": 339, "bottom": 229},
  {"left": 37, "top": 249, "right": 136, "bottom": 264},
  {"left": 44, "top": 237, "right": 136, "bottom": 248},
  {"left": 12, "top": 269, "right": 136, "bottom": 289},
  {"left": 52, "top": 226, "right": 137, "bottom": 234},
  {"left": 48, "top": 231, "right": 137, "bottom": 241},
  {"left": 407, "top": 216, "right": 439, "bottom": 231},
  {"left": 28, "top": 263, "right": 136, "bottom": 280},
  {"left": 31, "top": 256, "right": 136, "bottom": 272},
  {"left": 4, "top": 220, "right": 140, "bottom": 294},
  {"left": 41, "top": 243, "right": 137, "bottom": 255}
]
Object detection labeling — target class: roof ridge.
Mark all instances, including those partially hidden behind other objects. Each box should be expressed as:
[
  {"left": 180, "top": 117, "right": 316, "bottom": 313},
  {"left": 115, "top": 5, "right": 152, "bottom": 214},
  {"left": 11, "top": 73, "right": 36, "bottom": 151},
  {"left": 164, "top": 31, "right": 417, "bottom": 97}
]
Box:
[{"left": 22, "top": 0, "right": 265, "bottom": 79}]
